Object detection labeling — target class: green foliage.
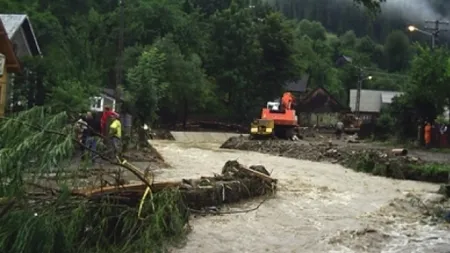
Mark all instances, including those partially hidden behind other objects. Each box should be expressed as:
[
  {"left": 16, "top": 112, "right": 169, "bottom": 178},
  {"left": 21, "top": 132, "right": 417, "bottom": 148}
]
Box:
[
  {"left": 374, "top": 110, "right": 394, "bottom": 140},
  {"left": 126, "top": 46, "right": 168, "bottom": 124},
  {"left": 5, "top": 0, "right": 425, "bottom": 125},
  {"left": 373, "top": 45, "right": 450, "bottom": 140},
  {"left": 0, "top": 189, "right": 187, "bottom": 253},
  {"left": 383, "top": 30, "right": 411, "bottom": 72},
  {"left": 48, "top": 80, "right": 96, "bottom": 113},
  {"left": 343, "top": 151, "right": 450, "bottom": 183},
  {"left": 0, "top": 107, "right": 73, "bottom": 197}
]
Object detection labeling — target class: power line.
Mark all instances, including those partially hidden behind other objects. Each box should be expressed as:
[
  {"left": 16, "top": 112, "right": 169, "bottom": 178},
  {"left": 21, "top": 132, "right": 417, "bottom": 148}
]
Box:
[{"left": 424, "top": 20, "right": 449, "bottom": 48}]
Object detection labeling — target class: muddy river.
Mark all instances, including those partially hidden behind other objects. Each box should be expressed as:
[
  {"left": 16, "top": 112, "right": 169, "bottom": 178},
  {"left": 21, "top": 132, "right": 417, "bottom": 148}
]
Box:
[{"left": 150, "top": 140, "right": 450, "bottom": 253}]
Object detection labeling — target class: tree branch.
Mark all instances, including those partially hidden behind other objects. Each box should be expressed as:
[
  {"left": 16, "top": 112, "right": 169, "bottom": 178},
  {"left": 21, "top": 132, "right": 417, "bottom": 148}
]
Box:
[{"left": 0, "top": 116, "right": 154, "bottom": 190}]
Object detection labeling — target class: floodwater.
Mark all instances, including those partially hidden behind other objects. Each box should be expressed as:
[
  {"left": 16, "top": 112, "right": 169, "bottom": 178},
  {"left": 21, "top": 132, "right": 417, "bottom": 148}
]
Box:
[{"left": 150, "top": 140, "right": 450, "bottom": 253}]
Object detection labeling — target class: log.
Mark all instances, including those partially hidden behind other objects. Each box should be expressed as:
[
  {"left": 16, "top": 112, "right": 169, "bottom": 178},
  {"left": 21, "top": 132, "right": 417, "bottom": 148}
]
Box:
[
  {"left": 235, "top": 164, "right": 277, "bottom": 183},
  {"left": 74, "top": 181, "right": 182, "bottom": 197},
  {"left": 392, "top": 148, "right": 408, "bottom": 156}
]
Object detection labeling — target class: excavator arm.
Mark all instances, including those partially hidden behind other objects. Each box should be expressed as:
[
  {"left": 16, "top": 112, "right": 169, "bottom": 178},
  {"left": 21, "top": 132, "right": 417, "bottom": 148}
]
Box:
[{"left": 281, "top": 92, "right": 295, "bottom": 110}]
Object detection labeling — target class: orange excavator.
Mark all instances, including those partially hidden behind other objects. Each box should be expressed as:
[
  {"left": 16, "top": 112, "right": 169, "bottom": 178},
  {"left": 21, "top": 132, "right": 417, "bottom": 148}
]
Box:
[{"left": 250, "top": 92, "right": 300, "bottom": 140}]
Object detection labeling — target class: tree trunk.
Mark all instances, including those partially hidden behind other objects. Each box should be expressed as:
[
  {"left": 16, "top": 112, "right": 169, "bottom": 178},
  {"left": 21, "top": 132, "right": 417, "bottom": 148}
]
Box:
[
  {"left": 137, "top": 117, "right": 150, "bottom": 148},
  {"left": 26, "top": 69, "right": 35, "bottom": 109},
  {"left": 35, "top": 72, "right": 45, "bottom": 106},
  {"left": 182, "top": 96, "right": 189, "bottom": 130}
]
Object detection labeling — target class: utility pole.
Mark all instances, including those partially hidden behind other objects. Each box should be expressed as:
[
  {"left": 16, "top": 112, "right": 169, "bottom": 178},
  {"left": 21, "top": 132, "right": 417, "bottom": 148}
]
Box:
[
  {"left": 424, "top": 20, "right": 449, "bottom": 49},
  {"left": 115, "top": 0, "right": 124, "bottom": 113},
  {"left": 355, "top": 69, "right": 362, "bottom": 118}
]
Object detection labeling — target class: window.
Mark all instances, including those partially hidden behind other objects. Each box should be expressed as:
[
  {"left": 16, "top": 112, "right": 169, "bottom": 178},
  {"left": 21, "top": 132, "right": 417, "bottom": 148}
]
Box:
[{"left": 90, "top": 96, "right": 103, "bottom": 111}]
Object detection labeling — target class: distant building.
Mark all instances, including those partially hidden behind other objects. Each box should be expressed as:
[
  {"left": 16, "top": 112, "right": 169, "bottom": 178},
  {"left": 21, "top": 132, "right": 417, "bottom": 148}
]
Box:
[
  {"left": 349, "top": 89, "right": 403, "bottom": 121},
  {"left": 90, "top": 88, "right": 120, "bottom": 112}
]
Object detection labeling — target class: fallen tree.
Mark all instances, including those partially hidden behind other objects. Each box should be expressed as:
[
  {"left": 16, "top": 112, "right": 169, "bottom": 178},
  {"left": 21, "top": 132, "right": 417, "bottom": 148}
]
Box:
[
  {"left": 76, "top": 160, "right": 277, "bottom": 211},
  {"left": 0, "top": 108, "right": 276, "bottom": 253}
]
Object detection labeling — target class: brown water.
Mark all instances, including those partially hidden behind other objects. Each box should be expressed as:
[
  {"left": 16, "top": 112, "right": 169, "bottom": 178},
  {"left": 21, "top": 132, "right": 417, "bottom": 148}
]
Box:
[{"left": 150, "top": 140, "right": 450, "bottom": 253}]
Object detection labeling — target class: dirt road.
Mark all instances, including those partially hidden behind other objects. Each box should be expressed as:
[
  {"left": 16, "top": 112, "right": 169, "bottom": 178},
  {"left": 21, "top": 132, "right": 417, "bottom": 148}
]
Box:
[{"left": 150, "top": 139, "right": 450, "bottom": 253}]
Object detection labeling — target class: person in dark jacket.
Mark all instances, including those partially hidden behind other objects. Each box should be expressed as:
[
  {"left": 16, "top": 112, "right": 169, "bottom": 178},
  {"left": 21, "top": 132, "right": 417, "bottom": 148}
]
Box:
[{"left": 84, "top": 111, "right": 101, "bottom": 162}]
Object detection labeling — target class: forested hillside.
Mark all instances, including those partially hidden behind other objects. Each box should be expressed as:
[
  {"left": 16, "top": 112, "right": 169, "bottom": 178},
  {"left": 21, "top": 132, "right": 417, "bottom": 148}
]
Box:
[{"left": 0, "top": 0, "right": 445, "bottom": 129}]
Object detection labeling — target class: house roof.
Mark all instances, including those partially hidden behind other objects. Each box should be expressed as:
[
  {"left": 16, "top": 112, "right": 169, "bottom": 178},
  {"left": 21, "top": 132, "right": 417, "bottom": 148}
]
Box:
[
  {"left": 297, "top": 87, "right": 349, "bottom": 113},
  {"left": 0, "top": 19, "right": 20, "bottom": 72},
  {"left": 349, "top": 89, "right": 403, "bottom": 113},
  {"left": 0, "top": 14, "right": 41, "bottom": 56},
  {"left": 102, "top": 88, "right": 124, "bottom": 101},
  {"left": 285, "top": 74, "right": 309, "bottom": 93}
]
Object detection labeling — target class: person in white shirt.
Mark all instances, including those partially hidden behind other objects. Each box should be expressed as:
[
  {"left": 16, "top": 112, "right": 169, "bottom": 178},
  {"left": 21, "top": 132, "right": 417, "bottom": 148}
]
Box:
[{"left": 336, "top": 121, "right": 344, "bottom": 139}]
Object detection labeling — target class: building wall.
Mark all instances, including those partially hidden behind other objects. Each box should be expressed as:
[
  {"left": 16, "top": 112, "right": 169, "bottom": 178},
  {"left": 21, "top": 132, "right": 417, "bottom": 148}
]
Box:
[
  {"left": 11, "top": 27, "right": 31, "bottom": 59},
  {"left": 359, "top": 112, "right": 377, "bottom": 122},
  {"left": 298, "top": 112, "right": 339, "bottom": 126},
  {"left": 90, "top": 95, "right": 116, "bottom": 112}
]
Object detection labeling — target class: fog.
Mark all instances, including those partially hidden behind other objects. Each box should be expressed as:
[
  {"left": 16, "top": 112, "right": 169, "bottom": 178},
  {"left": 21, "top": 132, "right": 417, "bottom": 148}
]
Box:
[{"left": 378, "top": 0, "right": 445, "bottom": 23}]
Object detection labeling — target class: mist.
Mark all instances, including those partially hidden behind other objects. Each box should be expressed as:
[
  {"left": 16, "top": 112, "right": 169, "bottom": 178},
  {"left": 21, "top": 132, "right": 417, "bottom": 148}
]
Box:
[{"left": 378, "top": 0, "right": 445, "bottom": 23}]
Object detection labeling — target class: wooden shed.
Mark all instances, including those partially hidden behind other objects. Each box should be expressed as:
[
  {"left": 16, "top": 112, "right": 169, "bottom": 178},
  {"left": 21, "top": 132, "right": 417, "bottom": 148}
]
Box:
[{"left": 296, "top": 87, "right": 349, "bottom": 127}]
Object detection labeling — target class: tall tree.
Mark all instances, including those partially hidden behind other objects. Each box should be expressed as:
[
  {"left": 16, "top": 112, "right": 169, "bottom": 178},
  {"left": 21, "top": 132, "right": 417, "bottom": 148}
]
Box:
[{"left": 384, "top": 30, "right": 411, "bottom": 72}]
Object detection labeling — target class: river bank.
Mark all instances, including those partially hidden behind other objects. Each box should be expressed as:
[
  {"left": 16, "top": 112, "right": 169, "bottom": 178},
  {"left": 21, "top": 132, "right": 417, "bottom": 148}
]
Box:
[{"left": 220, "top": 136, "right": 450, "bottom": 184}]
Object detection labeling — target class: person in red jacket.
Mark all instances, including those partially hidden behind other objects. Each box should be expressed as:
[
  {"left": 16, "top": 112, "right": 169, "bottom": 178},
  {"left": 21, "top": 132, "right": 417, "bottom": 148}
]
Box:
[{"left": 100, "top": 106, "right": 115, "bottom": 136}]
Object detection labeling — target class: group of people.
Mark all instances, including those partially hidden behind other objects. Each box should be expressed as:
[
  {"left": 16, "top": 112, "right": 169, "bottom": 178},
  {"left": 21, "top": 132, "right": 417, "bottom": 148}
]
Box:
[
  {"left": 75, "top": 106, "right": 123, "bottom": 162},
  {"left": 423, "top": 121, "right": 449, "bottom": 148}
]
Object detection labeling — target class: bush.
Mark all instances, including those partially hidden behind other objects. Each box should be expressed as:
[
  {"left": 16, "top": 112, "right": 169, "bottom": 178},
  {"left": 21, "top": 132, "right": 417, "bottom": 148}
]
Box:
[{"left": 373, "top": 111, "right": 394, "bottom": 140}]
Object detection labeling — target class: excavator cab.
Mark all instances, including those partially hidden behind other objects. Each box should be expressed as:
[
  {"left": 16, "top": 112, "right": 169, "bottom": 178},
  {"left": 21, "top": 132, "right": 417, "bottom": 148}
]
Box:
[{"left": 267, "top": 101, "right": 280, "bottom": 111}]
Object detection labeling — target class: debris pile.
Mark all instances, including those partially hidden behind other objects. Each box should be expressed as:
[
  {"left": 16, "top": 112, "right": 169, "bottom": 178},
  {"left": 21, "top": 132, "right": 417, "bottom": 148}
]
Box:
[
  {"left": 181, "top": 160, "right": 276, "bottom": 210},
  {"left": 220, "top": 136, "right": 450, "bottom": 183},
  {"left": 79, "top": 160, "right": 277, "bottom": 211}
]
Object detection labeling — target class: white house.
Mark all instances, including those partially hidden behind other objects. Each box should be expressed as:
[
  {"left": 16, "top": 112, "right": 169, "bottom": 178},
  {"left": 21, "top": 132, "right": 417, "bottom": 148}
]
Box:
[
  {"left": 90, "top": 88, "right": 118, "bottom": 112},
  {"left": 348, "top": 89, "right": 403, "bottom": 121}
]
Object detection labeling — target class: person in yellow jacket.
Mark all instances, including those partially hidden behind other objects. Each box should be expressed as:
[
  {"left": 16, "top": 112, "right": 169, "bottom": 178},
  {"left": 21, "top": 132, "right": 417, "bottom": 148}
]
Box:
[{"left": 109, "top": 112, "right": 122, "bottom": 157}]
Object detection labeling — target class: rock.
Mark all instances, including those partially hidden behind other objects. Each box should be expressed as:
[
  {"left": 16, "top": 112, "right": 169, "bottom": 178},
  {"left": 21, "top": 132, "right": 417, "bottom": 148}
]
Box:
[
  {"left": 346, "top": 134, "right": 360, "bottom": 143},
  {"left": 421, "top": 193, "right": 446, "bottom": 206},
  {"left": 438, "top": 184, "right": 450, "bottom": 197}
]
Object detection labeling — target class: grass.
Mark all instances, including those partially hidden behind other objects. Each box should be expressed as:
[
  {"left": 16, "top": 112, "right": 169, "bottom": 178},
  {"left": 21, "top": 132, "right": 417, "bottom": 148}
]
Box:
[
  {"left": 343, "top": 152, "right": 450, "bottom": 183},
  {"left": 412, "top": 163, "right": 450, "bottom": 174},
  {"left": 367, "top": 137, "right": 450, "bottom": 154}
]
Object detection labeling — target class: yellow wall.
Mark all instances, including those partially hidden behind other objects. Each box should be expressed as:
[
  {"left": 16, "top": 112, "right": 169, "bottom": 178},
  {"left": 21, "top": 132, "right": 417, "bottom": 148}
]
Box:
[{"left": 0, "top": 65, "right": 8, "bottom": 117}]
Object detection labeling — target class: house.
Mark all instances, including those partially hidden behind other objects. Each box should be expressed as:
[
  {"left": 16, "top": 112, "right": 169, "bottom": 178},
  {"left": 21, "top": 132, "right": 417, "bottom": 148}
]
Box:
[
  {"left": 0, "top": 17, "right": 22, "bottom": 116},
  {"left": 348, "top": 89, "right": 403, "bottom": 121},
  {"left": 0, "top": 14, "right": 41, "bottom": 58},
  {"left": 90, "top": 88, "right": 121, "bottom": 112},
  {"left": 0, "top": 14, "right": 41, "bottom": 113},
  {"left": 297, "top": 87, "right": 349, "bottom": 126}
]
